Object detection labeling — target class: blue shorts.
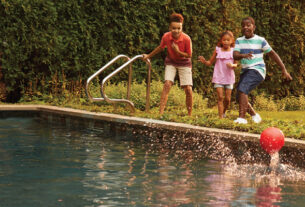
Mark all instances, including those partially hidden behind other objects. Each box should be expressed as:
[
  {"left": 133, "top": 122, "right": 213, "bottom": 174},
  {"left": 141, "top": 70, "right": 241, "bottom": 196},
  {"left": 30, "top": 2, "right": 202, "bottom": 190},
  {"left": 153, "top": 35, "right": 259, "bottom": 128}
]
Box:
[{"left": 237, "top": 69, "right": 264, "bottom": 95}]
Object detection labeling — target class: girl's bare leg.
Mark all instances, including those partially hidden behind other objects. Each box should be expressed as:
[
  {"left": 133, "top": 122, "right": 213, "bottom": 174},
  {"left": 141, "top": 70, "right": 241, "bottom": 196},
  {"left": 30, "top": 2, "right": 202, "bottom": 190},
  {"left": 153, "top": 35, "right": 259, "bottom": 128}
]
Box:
[
  {"left": 224, "top": 88, "right": 232, "bottom": 116},
  {"left": 216, "top": 87, "right": 224, "bottom": 118}
]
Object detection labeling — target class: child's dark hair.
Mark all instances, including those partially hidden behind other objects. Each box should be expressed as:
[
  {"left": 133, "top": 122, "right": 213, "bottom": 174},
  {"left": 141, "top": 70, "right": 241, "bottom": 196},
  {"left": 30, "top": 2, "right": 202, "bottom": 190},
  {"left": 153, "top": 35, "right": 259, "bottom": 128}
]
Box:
[
  {"left": 217, "top": 31, "right": 235, "bottom": 48},
  {"left": 170, "top": 13, "right": 184, "bottom": 24},
  {"left": 242, "top": 16, "right": 255, "bottom": 25}
]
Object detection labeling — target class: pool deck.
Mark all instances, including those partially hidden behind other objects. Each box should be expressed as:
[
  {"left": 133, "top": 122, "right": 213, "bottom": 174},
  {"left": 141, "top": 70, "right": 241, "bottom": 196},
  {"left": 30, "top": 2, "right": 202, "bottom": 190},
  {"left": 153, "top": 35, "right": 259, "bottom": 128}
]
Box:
[{"left": 0, "top": 104, "right": 304, "bottom": 150}]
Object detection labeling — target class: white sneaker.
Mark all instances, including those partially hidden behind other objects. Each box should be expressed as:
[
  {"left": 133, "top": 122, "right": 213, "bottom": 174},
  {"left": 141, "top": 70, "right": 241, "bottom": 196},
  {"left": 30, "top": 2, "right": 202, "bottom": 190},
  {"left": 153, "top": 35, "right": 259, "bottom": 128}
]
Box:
[
  {"left": 234, "top": 118, "right": 248, "bottom": 124},
  {"left": 252, "top": 113, "right": 262, "bottom": 123}
]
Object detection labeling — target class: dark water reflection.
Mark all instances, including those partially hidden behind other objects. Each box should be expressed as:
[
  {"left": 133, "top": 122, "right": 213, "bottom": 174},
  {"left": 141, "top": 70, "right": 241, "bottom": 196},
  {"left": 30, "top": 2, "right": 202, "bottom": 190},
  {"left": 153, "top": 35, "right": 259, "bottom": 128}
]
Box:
[{"left": 0, "top": 117, "right": 305, "bottom": 206}]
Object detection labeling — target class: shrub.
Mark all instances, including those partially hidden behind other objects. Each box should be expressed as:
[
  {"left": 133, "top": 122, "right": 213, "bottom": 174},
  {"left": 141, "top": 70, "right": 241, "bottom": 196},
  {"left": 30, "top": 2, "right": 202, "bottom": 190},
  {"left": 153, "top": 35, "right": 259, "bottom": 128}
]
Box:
[
  {"left": 277, "top": 95, "right": 305, "bottom": 111},
  {"left": 0, "top": 0, "right": 303, "bottom": 102},
  {"left": 253, "top": 93, "right": 278, "bottom": 111},
  {"left": 253, "top": 93, "right": 305, "bottom": 111}
]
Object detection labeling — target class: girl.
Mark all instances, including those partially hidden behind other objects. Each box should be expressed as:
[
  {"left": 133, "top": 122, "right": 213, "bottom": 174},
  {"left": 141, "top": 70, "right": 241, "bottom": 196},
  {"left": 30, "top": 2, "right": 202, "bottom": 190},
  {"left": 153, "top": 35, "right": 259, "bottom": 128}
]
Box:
[{"left": 198, "top": 31, "right": 237, "bottom": 118}]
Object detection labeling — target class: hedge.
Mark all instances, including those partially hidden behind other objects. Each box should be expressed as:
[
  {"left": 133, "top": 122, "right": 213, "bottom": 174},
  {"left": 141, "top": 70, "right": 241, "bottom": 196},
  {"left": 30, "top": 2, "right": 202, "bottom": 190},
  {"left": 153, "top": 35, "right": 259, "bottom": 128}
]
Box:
[{"left": 0, "top": 0, "right": 304, "bottom": 102}]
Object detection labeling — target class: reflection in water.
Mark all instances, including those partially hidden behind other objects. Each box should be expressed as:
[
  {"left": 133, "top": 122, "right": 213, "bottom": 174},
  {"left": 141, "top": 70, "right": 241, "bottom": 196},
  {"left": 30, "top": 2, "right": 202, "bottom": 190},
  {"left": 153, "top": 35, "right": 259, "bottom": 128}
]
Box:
[
  {"left": 1, "top": 117, "right": 305, "bottom": 206},
  {"left": 81, "top": 138, "right": 305, "bottom": 206},
  {"left": 153, "top": 154, "right": 192, "bottom": 206},
  {"left": 204, "top": 171, "right": 235, "bottom": 206},
  {"left": 256, "top": 184, "right": 282, "bottom": 207}
]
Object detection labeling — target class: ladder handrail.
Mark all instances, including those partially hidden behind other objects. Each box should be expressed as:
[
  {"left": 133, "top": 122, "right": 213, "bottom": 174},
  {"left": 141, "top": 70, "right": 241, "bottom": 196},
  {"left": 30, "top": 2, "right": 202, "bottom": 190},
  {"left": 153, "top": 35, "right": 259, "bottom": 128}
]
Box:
[
  {"left": 86, "top": 54, "right": 152, "bottom": 113},
  {"left": 86, "top": 54, "right": 130, "bottom": 101}
]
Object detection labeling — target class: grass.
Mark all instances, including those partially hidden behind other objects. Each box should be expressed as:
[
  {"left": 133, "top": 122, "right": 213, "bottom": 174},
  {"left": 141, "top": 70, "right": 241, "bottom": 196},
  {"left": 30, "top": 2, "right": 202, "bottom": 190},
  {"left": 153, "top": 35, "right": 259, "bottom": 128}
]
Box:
[
  {"left": 260, "top": 111, "right": 305, "bottom": 121},
  {"left": 9, "top": 80, "right": 305, "bottom": 140},
  {"left": 11, "top": 99, "right": 304, "bottom": 140}
]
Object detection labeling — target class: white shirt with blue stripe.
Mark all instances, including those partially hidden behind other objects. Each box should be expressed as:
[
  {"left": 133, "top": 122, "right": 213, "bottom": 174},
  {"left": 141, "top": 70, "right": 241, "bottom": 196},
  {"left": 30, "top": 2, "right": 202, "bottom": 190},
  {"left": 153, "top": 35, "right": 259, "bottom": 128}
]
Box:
[{"left": 234, "top": 34, "right": 272, "bottom": 79}]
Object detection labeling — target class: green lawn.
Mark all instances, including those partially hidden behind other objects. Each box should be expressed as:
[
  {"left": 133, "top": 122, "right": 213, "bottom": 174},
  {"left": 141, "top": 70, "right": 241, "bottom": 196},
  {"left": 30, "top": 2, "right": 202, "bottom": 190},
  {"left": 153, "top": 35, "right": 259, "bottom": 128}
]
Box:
[{"left": 260, "top": 111, "right": 305, "bottom": 122}]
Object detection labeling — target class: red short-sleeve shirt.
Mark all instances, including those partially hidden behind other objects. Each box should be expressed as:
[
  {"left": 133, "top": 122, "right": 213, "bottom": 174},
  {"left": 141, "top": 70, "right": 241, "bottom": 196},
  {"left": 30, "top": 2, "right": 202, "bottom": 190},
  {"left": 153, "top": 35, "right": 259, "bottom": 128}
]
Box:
[{"left": 160, "top": 32, "right": 192, "bottom": 68}]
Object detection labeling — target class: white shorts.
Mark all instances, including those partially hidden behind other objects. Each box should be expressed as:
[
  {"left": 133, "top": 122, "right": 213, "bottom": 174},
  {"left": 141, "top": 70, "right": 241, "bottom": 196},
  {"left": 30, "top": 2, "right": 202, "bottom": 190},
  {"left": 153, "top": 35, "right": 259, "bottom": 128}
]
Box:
[
  {"left": 214, "top": 83, "right": 234, "bottom": 90},
  {"left": 164, "top": 65, "right": 193, "bottom": 86}
]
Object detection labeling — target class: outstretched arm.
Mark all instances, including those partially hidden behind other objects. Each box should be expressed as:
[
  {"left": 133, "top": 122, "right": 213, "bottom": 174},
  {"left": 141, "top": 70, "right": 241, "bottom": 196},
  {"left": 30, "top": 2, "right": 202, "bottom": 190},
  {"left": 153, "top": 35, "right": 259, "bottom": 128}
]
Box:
[
  {"left": 198, "top": 49, "right": 216, "bottom": 66},
  {"left": 143, "top": 45, "right": 164, "bottom": 61},
  {"left": 267, "top": 50, "right": 292, "bottom": 80}
]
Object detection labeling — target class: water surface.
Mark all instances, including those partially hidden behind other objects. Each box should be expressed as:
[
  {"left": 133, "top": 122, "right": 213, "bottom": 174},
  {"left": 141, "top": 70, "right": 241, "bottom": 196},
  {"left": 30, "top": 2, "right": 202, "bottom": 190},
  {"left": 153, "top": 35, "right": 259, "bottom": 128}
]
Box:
[{"left": 0, "top": 117, "right": 305, "bottom": 206}]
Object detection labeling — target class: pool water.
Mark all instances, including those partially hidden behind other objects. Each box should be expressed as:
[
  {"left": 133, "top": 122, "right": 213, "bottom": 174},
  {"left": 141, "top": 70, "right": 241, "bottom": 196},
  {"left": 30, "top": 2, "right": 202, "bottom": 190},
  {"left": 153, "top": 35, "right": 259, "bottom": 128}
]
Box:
[{"left": 1, "top": 117, "right": 305, "bottom": 206}]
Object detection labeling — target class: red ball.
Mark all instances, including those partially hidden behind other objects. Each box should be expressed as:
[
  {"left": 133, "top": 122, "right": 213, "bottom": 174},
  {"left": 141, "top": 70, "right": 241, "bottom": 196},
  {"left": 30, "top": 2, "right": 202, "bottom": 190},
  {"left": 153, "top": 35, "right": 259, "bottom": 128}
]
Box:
[{"left": 260, "top": 127, "right": 285, "bottom": 154}]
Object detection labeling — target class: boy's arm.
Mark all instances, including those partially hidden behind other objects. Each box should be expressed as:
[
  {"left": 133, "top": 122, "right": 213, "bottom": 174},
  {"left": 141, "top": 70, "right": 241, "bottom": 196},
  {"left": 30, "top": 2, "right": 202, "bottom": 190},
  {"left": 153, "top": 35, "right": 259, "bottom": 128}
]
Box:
[
  {"left": 172, "top": 43, "right": 192, "bottom": 58},
  {"left": 267, "top": 50, "right": 292, "bottom": 80},
  {"left": 198, "top": 49, "right": 216, "bottom": 66},
  {"left": 233, "top": 51, "right": 253, "bottom": 60},
  {"left": 143, "top": 45, "right": 164, "bottom": 61}
]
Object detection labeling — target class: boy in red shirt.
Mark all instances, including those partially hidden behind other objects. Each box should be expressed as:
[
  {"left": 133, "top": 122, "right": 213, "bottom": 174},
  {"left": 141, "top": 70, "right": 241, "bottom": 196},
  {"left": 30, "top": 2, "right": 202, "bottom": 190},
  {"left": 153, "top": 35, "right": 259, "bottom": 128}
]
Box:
[{"left": 143, "top": 13, "right": 193, "bottom": 116}]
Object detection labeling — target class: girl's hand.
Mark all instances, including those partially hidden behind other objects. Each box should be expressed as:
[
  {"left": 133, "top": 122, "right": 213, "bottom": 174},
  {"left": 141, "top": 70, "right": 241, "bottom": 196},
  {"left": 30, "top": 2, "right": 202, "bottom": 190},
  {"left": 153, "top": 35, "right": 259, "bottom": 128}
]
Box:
[
  {"left": 198, "top": 56, "right": 206, "bottom": 64},
  {"left": 226, "top": 62, "right": 238, "bottom": 69},
  {"left": 226, "top": 62, "right": 233, "bottom": 68}
]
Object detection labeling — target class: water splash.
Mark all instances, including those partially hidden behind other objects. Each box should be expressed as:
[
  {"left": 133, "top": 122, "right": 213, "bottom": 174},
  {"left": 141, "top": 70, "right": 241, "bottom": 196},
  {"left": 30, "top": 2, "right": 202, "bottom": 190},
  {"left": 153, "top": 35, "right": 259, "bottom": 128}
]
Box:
[{"left": 224, "top": 152, "right": 305, "bottom": 182}]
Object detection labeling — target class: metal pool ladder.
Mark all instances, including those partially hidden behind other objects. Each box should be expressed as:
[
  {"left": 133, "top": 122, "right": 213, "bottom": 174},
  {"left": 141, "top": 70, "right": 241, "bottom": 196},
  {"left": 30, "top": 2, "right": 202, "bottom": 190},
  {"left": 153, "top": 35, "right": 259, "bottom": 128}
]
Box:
[{"left": 86, "top": 54, "right": 152, "bottom": 113}]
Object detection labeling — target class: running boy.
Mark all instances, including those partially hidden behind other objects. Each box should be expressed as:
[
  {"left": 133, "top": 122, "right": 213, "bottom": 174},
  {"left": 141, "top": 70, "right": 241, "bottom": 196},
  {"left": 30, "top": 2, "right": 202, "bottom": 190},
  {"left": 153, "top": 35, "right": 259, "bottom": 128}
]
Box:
[
  {"left": 143, "top": 13, "right": 193, "bottom": 116},
  {"left": 233, "top": 17, "right": 292, "bottom": 124}
]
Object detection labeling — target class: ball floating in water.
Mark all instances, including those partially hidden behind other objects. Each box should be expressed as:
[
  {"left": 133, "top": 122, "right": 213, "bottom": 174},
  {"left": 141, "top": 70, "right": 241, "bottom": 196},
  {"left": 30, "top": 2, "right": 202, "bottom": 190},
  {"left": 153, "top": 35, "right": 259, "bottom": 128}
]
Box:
[{"left": 260, "top": 127, "right": 285, "bottom": 154}]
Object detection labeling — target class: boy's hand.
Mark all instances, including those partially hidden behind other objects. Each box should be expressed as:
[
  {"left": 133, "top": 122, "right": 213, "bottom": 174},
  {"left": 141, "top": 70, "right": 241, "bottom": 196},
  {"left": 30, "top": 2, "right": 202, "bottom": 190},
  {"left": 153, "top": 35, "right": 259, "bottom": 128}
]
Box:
[
  {"left": 243, "top": 51, "right": 253, "bottom": 59},
  {"left": 282, "top": 71, "right": 293, "bottom": 81},
  {"left": 171, "top": 43, "right": 180, "bottom": 53},
  {"left": 143, "top": 54, "right": 149, "bottom": 61}
]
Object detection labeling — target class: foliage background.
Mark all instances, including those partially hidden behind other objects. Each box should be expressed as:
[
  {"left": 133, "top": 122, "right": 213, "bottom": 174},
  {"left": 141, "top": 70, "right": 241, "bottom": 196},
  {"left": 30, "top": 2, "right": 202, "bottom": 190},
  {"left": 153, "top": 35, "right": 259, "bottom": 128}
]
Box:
[{"left": 0, "top": 0, "right": 304, "bottom": 102}]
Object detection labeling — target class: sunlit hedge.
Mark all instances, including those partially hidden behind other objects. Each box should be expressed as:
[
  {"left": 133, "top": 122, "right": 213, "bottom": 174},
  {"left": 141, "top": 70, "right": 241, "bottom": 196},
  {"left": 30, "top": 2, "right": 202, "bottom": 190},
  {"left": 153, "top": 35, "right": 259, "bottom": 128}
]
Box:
[{"left": 0, "top": 0, "right": 304, "bottom": 102}]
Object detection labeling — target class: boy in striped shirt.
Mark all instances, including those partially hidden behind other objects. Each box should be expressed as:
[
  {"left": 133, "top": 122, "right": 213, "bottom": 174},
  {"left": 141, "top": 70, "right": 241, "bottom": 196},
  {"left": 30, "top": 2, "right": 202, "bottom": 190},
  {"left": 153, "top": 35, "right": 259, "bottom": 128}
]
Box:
[{"left": 233, "top": 17, "right": 292, "bottom": 124}]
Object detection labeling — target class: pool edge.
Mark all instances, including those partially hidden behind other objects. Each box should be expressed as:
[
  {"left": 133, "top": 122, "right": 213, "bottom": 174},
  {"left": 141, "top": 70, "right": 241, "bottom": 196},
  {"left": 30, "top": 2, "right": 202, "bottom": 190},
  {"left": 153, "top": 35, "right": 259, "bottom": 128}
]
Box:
[{"left": 0, "top": 104, "right": 304, "bottom": 150}]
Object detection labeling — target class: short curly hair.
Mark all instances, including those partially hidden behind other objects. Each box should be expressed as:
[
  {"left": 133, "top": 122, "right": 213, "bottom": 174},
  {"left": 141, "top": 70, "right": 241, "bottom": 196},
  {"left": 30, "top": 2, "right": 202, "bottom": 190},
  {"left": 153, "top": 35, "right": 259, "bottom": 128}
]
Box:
[
  {"left": 170, "top": 13, "right": 184, "bottom": 24},
  {"left": 242, "top": 16, "right": 255, "bottom": 25}
]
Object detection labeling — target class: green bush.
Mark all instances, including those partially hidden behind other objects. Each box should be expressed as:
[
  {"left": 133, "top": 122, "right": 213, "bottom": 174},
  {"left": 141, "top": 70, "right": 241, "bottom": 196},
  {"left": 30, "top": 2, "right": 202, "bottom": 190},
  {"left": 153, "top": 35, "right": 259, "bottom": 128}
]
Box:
[
  {"left": 253, "top": 93, "right": 278, "bottom": 111},
  {"left": 0, "top": 0, "right": 304, "bottom": 102},
  {"left": 253, "top": 93, "right": 305, "bottom": 111},
  {"left": 277, "top": 95, "right": 305, "bottom": 111}
]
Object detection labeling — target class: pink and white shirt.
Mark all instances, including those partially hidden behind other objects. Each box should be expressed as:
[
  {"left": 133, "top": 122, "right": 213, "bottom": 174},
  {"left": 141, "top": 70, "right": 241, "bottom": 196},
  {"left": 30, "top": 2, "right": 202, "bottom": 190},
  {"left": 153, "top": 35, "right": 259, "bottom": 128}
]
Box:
[{"left": 212, "top": 46, "right": 235, "bottom": 84}]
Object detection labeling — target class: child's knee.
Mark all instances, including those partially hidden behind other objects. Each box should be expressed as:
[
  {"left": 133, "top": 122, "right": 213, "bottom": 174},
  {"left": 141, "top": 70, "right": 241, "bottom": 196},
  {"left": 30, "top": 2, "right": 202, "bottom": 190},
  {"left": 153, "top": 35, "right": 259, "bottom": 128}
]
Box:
[
  {"left": 218, "top": 95, "right": 224, "bottom": 102},
  {"left": 225, "top": 96, "right": 231, "bottom": 103}
]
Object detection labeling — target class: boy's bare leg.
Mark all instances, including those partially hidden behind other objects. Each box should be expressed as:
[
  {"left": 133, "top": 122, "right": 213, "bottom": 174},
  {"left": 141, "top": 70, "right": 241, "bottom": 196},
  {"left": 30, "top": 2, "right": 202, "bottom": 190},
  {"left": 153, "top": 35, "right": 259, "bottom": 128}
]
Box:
[
  {"left": 159, "top": 80, "right": 173, "bottom": 115},
  {"left": 224, "top": 88, "right": 232, "bottom": 117},
  {"left": 238, "top": 92, "right": 248, "bottom": 118},
  {"left": 184, "top": 85, "right": 193, "bottom": 116},
  {"left": 216, "top": 87, "right": 224, "bottom": 118}
]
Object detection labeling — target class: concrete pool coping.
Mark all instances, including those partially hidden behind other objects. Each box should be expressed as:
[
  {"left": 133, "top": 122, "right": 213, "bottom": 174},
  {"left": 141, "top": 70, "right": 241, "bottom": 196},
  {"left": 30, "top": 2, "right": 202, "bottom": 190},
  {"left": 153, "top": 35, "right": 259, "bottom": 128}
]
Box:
[{"left": 0, "top": 104, "right": 304, "bottom": 150}]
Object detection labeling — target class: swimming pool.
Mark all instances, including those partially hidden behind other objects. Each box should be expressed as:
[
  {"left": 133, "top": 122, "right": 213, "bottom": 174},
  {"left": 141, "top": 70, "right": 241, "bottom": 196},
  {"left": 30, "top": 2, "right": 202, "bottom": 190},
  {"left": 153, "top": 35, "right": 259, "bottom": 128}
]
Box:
[{"left": 1, "top": 113, "right": 305, "bottom": 206}]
